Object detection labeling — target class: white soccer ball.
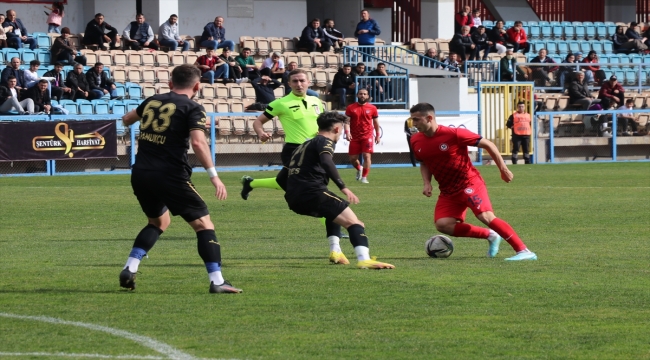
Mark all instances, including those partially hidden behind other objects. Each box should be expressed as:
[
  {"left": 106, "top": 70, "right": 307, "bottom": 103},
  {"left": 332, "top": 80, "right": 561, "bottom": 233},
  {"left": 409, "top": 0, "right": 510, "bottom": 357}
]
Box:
[{"left": 425, "top": 235, "right": 454, "bottom": 258}]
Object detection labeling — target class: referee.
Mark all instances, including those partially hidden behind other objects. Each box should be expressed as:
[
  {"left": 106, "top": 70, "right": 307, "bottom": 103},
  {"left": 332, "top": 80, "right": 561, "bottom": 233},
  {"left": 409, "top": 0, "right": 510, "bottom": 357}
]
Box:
[
  {"left": 119, "top": 64, "right": 241, "bottom": 294},
  {"left": 240, "top": 69, "right": 349, "bottom": 265}
]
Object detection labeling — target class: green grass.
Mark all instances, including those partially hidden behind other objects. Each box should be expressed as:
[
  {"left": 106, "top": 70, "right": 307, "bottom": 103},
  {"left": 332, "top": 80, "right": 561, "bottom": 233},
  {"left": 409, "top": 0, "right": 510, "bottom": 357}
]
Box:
[{"left": 1, "top": 163, "right": 649, "bottom": 359}]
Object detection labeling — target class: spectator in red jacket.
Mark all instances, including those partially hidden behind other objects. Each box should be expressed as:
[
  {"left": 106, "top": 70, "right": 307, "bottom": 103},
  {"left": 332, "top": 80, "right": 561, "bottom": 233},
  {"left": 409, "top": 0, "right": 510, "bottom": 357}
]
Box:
[
  {"left": 582, "top": 50, "right": 605, "bottom": 85},
  {"left": 506, "top": 21, "right": 530, "bottom": 54},
  {"left": 598, "top": 75, "right": 625, "bottom": 109},
  {"left": 454, "top": 5, "right": 473, "bottom": 34}
]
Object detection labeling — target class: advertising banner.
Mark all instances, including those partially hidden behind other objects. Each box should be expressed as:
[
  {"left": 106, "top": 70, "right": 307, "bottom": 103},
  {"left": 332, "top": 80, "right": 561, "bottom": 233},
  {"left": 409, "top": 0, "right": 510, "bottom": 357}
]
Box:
[{"left": 0, "top": 120, "right": 117, "bottom": 161}]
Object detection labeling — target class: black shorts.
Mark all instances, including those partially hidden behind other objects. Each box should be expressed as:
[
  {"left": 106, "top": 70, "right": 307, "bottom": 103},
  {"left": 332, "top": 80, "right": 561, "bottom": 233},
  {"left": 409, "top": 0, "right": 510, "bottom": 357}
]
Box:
[
  {"left": 285, "top": 190, "right": 349, "bottom": 220},
  {"left": 281, "top": 143, "right": 301, "bottom": 167},
  {"left": 131, "top": 168, "right": 209, "bottom": 222}
]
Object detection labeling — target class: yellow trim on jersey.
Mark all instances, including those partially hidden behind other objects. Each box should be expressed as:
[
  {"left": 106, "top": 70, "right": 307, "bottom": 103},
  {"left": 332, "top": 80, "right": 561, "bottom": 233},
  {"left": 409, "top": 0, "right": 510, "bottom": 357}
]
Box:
[{"left": 323, "top": 191, "right": 343, "bottom": 202}]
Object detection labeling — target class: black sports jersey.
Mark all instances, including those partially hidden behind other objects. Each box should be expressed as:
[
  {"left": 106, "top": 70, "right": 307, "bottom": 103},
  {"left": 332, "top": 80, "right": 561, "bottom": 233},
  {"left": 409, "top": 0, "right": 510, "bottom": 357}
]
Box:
[
  {"left": 133, "top": 92, "right": 207, "bottom": 174},
  {"left": 286, "top": 135, "right": 346, "bottom": 197}
]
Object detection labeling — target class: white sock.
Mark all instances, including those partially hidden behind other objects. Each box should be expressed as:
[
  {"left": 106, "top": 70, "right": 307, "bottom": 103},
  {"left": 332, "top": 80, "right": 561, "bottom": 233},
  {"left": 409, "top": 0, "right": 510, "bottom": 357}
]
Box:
[
  {"left": 487, "top": 229, "right": 500, "bottom": 242},
  {"left": 328, "top": 236, "right": 342, "bottom": 252},
  {"left": 209, "top": 271, "right": 225, "bottom": 285},
  {"left": 124, "top": 257, "right": 141, "bottom": 273},
  {"left": 517, "top": 249, "right": 530, "bottom": 254},
  {"left": 354, "top": 246, "right": 370, "bottom": 261}
]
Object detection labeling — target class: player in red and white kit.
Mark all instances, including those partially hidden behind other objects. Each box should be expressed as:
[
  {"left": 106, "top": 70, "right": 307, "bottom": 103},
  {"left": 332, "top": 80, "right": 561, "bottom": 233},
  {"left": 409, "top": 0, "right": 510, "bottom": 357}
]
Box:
[
  {"left": 344, "top": 89, "right": 379, "bottom": 184},
  {"left": 409, "top": 103, "right": 537, "bottom": 261}
]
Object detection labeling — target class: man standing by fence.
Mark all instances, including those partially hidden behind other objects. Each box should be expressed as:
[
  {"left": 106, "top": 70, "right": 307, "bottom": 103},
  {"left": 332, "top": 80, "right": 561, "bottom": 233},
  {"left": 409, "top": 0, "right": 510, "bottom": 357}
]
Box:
[{"left": 506, "top": 101, "right": 532, "bottom": 164}]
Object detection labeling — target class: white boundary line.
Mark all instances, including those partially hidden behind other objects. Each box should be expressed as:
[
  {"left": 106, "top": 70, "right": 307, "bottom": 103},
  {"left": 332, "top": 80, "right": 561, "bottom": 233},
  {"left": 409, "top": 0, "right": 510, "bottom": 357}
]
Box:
[
  {"left": 0, "top": 313, "right": 197, "bottom": 360},
  {"left": 0, "top": 352, "right": 164, "bottom": 359}
]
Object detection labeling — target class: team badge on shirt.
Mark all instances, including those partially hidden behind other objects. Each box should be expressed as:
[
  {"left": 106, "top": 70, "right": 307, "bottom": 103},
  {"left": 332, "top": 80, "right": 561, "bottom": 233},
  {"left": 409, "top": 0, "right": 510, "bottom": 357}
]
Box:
[
  {"left": 312, "top": 104, "right": 321, "bottom": 115},
  {"left": 439, "top": 143, "right": 449, "bottom": 151},
  {"left": 464, "top": 188, "right": 474, "bottom": 194}
]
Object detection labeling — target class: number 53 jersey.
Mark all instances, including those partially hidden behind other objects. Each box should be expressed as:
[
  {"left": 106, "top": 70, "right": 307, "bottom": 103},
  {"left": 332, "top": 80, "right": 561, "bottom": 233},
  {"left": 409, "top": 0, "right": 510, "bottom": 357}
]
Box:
[
  {"left": 133, "top": 92, "right": 207, "bottom": 175},
  {"left": 286, "top": 135, "right": 337, "bottom": 197}
]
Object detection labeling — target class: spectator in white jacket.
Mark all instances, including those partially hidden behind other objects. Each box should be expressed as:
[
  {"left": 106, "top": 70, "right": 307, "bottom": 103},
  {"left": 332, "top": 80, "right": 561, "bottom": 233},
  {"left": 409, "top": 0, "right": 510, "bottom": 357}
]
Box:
[{"left": 158, "top": 14, "right": 190, "bottom": 52}]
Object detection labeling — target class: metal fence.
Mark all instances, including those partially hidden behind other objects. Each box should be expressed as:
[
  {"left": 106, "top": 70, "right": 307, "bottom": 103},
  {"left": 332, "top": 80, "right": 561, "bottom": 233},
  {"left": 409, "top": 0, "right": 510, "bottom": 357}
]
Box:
[
  {"left": 344, "top": 45, "right": 459, "bottom": 72},
  {"left": 465, "top": 60, "right": 501, "bottom": 87}
]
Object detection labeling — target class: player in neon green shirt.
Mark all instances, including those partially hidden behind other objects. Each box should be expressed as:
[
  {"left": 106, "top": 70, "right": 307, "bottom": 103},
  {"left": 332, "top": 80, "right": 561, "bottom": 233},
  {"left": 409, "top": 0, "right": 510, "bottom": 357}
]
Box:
[{"left": 241, "top": 69, "right": 349, "bottom": 265}]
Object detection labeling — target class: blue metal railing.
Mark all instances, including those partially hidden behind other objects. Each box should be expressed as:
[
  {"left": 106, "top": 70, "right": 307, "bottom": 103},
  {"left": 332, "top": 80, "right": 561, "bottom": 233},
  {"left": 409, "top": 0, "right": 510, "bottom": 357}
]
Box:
[
  {"left": 344, "top": 45, "right": 459, "bottom": 72},
  {"left": 341, "top": 46, "right": 409, "bottom": 75},
  {"left": 353, "top": 75, "right": 408, "bottom": 107},
  {"left": 464, "top": 60, "right": 501, "bottom": 87}
]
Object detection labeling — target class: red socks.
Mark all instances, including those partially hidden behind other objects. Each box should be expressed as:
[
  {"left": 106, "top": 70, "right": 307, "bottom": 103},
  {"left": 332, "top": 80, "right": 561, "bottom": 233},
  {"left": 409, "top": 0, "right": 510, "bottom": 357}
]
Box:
[
  {"left": 362, "top": 168, "right": 369, "bottom": 177},
  {"left": 452, "top": 223, "right": 490, "bottom": 239},
  {"left": 489, "top": 218, "right": 526, "bottom": 252}
]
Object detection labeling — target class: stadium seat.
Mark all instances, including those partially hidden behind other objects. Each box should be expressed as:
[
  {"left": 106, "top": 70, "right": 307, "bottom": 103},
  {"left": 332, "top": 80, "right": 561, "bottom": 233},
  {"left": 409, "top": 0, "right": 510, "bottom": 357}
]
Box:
[
  {"left": 538, "top": 21, "right": 549, "bottom": 27},
  {"left": 127, "top": 83, "right": 143, "bottom": 99},
  {"left": 155, "top": 68, "right": 171, "bottom": 83},
  {"left": 125, "top": 101, "right": 139, "bottom": 112},
  {"left": 112, "top": 102, "right": 126, "bottom": 115},
  {"left": 228, "top": 84, "right": 243, "bottom": 99},
  {"left": 269, "top": 37, "right": 283, "bottom": 53},
  {"left": 142, "top": 52, "right": 155, "bottom": 67},
  {"left": 127, "top": 53, "right": 142, "bottom": 66},
  {"left": 531, "top": 40, "right": 545, "bottom": 54},
  {"left": 282, "top": 37, "right": 295, "bottom": 52},
  {"left": 201, "top": 84, "right": 217, "bottom": 99},
  {"left": 579, "top": 41, "right": 591, "bottom": 53},
  {"left": 128, "top": 68, "right": 142, "bottom": 83},
  {"left": 567, "top": 41, "right": 580, "bottom": 53},
  {"left": 564, "top": 25, "right": 575, "bottom": 40},
  {"left": 624, "top": 69, "right": 637, "bottom": 85},
  {"left": 312, "top": 53, "right": 326, "bottom": 68},
  {"left": 575, "top": 25, "right": 586, "bottom": 40},
  {"left": 114, "top": 83, "right": 126, "bottom": 98},
  {"left": 540, "top": 25, "right": 551, "bottom": 40},
  {"left": 36, "top": 34, "right": 51, "bottom": 48},
  {"left": 256, "top": 38, "right": 270, "bottom": 56},
  {"left": 590, "top": 40, "right": 603, "bottom": 53},
  {"left": 156, "top": 53, "right": 170, "bottom": 66},
  {"left": 242, "top": 84, "right": 255, "bottom": 98},
  {"left": 552, "top": 25, "right": 563, "bottom": 39},
  {"left": 606, "top": 25, "right": 617, "bottom": 39},
  {"left": 171, "top": 53, "right": 185, "bottom": 66},
  {"left": 113, "top": 68, "right": 127, "bottom": 83},
  {"left": 78, "top": 102, "right": 94, "bottom": 115},
  {"left": 37, "top": 51, "right": 50, "bottom": 66},
  {"left": 505, "top": 21, "right": 515, "bottom": 27},
  {"left": 142, "top": 84, "right": 155, "bottom": 98},
  {"left": 216, "top": 85, "right": 228, "bottom": 98},
  {"left": 21, "top": 50, "right": 37, "bottom": 64},
  {"left": 94, "top": 101, "right": 110, "bottom": 114},
  {"left": 186, "top": 53, "right": 198, "bottom": 65},
  {"left": 603, "top": 41, "right": 613, "bottom": 54},
  {"left": 557, "top": 41, "right": 569, "bottom": 54},
  {"left": 545, "top": 41, "right": 558, "bottom": 54},
  {"left": 155, "top": 83, "right": 170, "bottom": 94},
  {"left": 37, "top": 68, "right": 47, "bottom": 77},
  {"left": 326, "top": 53, "right": 340, "bottom": 69},
  {"left": 585, "top": 25, "right": 596, "bottom": 40}
]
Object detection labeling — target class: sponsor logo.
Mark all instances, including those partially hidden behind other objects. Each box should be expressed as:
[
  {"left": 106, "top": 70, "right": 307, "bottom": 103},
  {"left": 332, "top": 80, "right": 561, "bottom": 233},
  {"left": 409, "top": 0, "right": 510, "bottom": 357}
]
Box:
[
  {"left": 32, "top": 123, "right": 106, "bottom": 158},
  {"left": 439, "top": 143, "right": 449, "bottom": 151}
]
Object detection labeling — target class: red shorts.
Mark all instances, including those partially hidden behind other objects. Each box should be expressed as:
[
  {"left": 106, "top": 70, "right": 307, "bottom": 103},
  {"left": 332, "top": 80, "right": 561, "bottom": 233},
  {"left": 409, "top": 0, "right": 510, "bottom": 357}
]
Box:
[
  {"left": 348, "top": 138, "right": 374, "bottom": 155},
  {"left": 434, "top": 180, "right": 493, "bottom": 222}
]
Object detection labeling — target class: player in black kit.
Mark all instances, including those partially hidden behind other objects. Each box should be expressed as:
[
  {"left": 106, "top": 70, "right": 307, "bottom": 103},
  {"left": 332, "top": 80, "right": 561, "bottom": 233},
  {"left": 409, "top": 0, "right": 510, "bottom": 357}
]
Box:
[
  {"left": 119, "top": 64, "right": 241, "bottom": 293},
  {"left": 284, "top": 111, "right": 395, "bottom": 269}
]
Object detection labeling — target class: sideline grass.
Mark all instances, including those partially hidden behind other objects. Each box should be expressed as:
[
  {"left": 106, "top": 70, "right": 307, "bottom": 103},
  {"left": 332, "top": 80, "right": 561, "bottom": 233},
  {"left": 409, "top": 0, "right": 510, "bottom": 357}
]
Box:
[{"left": 1, "top": 162, "right": 649, "bottom": 359}]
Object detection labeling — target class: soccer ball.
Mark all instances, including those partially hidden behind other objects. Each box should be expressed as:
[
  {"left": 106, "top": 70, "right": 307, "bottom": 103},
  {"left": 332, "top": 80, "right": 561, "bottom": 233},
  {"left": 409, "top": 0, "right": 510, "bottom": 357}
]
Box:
[{"left": 425, "top": 235, "right": 454, "bottom": 258}]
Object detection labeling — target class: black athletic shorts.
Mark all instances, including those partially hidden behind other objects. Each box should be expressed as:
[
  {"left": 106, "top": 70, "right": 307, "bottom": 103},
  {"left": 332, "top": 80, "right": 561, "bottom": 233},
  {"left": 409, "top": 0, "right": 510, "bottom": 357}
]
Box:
[
  {"left": 281, "top": 143, "right": 300, "bottom": 167},
  {"left": 285, "top": 190, "right": 349, "bottom": 220},
  {"left": 131, "top": 168, "right": 209, "bottom": 222}
]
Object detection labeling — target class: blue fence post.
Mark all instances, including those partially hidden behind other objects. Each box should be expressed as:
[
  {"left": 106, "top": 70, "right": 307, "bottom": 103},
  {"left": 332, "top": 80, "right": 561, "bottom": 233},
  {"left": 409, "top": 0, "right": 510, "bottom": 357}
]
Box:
[
  {"left": 549, "top": 112, "right": 555, "bottom": 163},
  {"left": 477, "top": 82, "right": 483, "bottom": 164},
  {"left": 210, "top": 113, "right": 216, "bottom": 166},
  {"left": 611, "top": 112, "right": 617, "bottom": 161},
  {"left": 130, "top": 123, "right": 136, "bottom": 166}
]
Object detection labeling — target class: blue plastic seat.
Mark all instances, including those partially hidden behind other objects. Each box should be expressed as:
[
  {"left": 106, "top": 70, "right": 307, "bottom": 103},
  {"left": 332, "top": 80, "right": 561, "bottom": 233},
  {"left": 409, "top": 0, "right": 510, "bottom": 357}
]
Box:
[
  {"left": 603, "top": 41, "right": 613, "bottom": 54},
  {"left": 540, "top": 25, "right": 551, "bottom": 39},
  {"left": 585, "top": 25, "right": 596, "bottom": 40},
  {"left": 37, "top": 51, "right": 50, "bottom": 66},
  {"left": 575, "top": 25, "right": 586, "bottom": 40},
  {"left": 37, "top": 68, "right": 47, "bottom": 77},
  {"left": 545, "top": 41, "right": 558, "bottom": 54},
  {"left": 603, "top": 69, "right": 613, "bottom": 80},
  {"left": 36, "top": 35, "right": 51, "bottom": 48},
  {"left": 521, "top": 21, "right": 528, "bottom": 26},
  {"left": 552, "top": 26, "right": 563, "bottom": 39},
  {"left": 596, "top": 25, "right": 607, "bottom": 39},
  {"left": 564, "top": 25, "right": 575, "bottom": 40},
  {"left": 549, "top": 21, "right": 560, "bottom": 26},
  {"left": 538, "top": 21, "right": 550, "bottom": 27},
  {"left": 531, "top": 40, "right": 545, "bottom": 53},
  {"left": 116, "top": 119, "right": 127, "bottom": 137},
  {"left": 618, "top": 54, "right": 631, "bottom": 68},
  {"left": 644, "top": 56, "right": 650, "bottom": 64},
  {"left": 557, "top": 42, "right": 569, "bottom": 54},
  {"left": 126, "top": 102, "right": 139, "bottom": 112},
  {"left": 582, "top": 21, "right": 593, "bottom": 26},
  {"left": 94, "top": 101, "right": 110, "bottom": 114},
  {"left": 568, "top": 40, "right": 580, "bottom": 53},
  {"left": 590, "top": 41, "right": 604, "bottom": 53},
  {"left": 550, "top": 54, "right": 562, "bottom": 63},
  {"left": 483, "top": 20, "right": 494, "bottom": 28},
  {"left": 572, "top": 21, "right": 582, "bottom": 26},
  {"left": 529, "top": 25, "right": 541, "bottom": 39},
  {"left": 606, "top": 25, "right": 617, "bottom": 39},
  {"left": 127, "top": 84, "right": 142, "bottom": 99},
  {"left": 5, "top": 49, "right": 20, "bottom": 62},
  {"left": 63, "top": 103, "right": 78, "bottom": 114},
  {"left": 579, "top": 41, "right": 591, "bottom": 53},
  {"left": 604, "top": 21, "right": 615, "bottom": 26},
  {"left": 21, "top": 50, "right": 36, "bottom": 64},
  {"left": 528, "top": 21, "right": 539, "bottom": 26},
  {"left": 613, "top": 69, "right": 625, "bottom": 81},
  {"left": 112, "top": 102, "right": 127, "bottom": 115},
  {"left": 79, "top": 103, "right": 94, "bottom": 115},
  {"left": 624, "top": 69, "right": 637, "bottom": 85},
  {"left": 594, "top": 22, "right": 605, "bottom": 26},
  {"left": 608, "top": 55, "right": 620, "bottom": 70},
  {"left": 505, "top": 21, "right": 515, "bottom": 28}
]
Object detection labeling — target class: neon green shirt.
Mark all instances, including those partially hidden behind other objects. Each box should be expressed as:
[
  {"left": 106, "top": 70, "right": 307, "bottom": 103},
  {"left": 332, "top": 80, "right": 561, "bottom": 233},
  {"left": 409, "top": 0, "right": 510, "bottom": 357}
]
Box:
[{"left": 263, "top": 92, "right": 322, "bottom": 144}]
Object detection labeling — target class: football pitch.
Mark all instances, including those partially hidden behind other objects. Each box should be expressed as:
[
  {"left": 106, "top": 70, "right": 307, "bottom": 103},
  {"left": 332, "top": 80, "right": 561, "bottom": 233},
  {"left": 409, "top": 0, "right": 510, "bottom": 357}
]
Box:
[{"left": 1, "top": 162, "right": 649, "bottom": 359}]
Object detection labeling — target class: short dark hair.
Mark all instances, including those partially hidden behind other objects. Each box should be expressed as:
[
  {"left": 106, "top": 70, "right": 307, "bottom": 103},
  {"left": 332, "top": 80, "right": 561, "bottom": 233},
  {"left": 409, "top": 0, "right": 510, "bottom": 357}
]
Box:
[
  {"left": 206, "top": 47, "right": 215, "bottom": 51},
  {"left": 61, "top": 27, "right": 70, "bottom": 34},
  {"left": 514, "top": 21, "right": 523, "bottom": 26},
  {"left": 410, "top": 103, "right": 435, "bottom": 115},
  {"left": 242, "top": 47, "right": 252, "bottom": 52},
  {"left": 626, "top": 98, "right": 634, "bottom": 104},
  {"left": 342, "top": 64, "right": 351, "bottom": 68},
  {"left": 7, "top": 75, "right": 16, "bottom": 81},
  {"left": 377, "top": 62, "right": 386, "bottom": 67},
  {"left": 517, "top": 101, "right": 526, "bottom": 106},
  {"left": 170, "top": 14, "right": 178, "bottom": 18},
  {"left": 473, "top": 8, "right": 481, "bottom": 13},
  {"left": 95, "top": 13, "right": 103, "bottom": 18},
  {"left": 29, "top": 60, "right": 40, "bottom": 67},
  {"left": 317, "top": 111, "right": 348, "bottom": 131},
  {"left": 136, "top": 13, "right": 144, "bottom": 17},
  {"left": 311, "top": 18, "right": 320, "bottom": 23},
  {"left": 38, "top": 79, "right": 49, "bottom": 85},
  {"left": 54, "top": 62, "right": 64, "bottom": 67},
  {"left": 356, "top": 62, "right": 365, "bottom": 67},
  {"left": 477, "top": 25, "right": 485, "bottom": 30},
  {"left": 94, "top": 62, "right": 104, "bottom": 67},
  {"left": 172, "top": 64, "right": 201, "bottom": 89}
]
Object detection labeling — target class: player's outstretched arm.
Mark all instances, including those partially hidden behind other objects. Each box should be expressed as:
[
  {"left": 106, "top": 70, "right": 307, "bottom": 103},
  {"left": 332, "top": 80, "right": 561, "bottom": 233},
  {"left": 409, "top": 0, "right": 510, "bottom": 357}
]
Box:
[
  {"left": 477, "top": 138, "right": 513, "bottom": 183},
  {"left": 420, "top": 163, "right": 433, "bottom": 197},
  {"left": 190, "top": 130, "right": 227, "bottom": 200},
  {"left": 320, "top": 152, "right": 358, "bottom": 204},
  {"left": 121, "top": 109, "right": 141, "bottom": 126},
  {"left": 253, "top": 113, "right": 272, "bottom": 142}
]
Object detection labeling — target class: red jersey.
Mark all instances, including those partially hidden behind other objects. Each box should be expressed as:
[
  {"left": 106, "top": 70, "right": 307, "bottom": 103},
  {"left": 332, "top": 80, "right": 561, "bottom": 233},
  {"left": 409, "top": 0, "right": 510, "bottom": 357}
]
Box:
[
  {"left": 196, "top": 55, "right": 221, "bottom": 74},
  {"left": 410, "top": 125, "right": 483, "bottom": 195},
  {"left": 345, "top": 102, "right": 378, "bottom": 139}
]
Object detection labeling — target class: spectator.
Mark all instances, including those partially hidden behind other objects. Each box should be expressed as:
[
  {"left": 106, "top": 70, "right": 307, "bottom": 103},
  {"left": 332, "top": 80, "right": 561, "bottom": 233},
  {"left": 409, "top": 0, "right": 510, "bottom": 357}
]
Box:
[
  {"left": 235, "top": 47, "right": 260, "bottom": 80},
  {"left": 506, "top": 21, "right": 530, "bottom": 54},
  {"left": 298, "top": 18, "right": 330, "bottom": 53},
  {"left": 582, "top": 50, "right": 605, "bottom": 84},
  {"left": 220, "top": 48, "right": 248, "bottom": 84},
  {"left": 122, "top": 13, "right": 158, "bottom": 51},
  {"left": 86, "top": 62, "right": 118, "bottom": 99},
  {"left": 323, "top": 19, "right": 344, "bottom": 50},
  {"left": 488, "top": 20, "right": 508, "bottom": 55},
  {"left": 471, "top": 9, "right": 482, "bottom": 32},
  {"left": 251, "top": 75, "right": 281, "bottom": 106},
  {"left": 282, "top": 61, "right": 319, "bottom": 97},
  {"left": 353, "top": 62, "right": 370, "bottom": 91},
  {"left": 568, "top": 72, "right": 600, "bottom": 110},
  {"left": 369, "top": 62, "right": 391, "bottom": 101},
  {"left": 330, "top": 64, "right": 356, "bottom": 109},
  {"left": 1, "top": 57, "right": 26, "bottom": 90},
  {"left": 624, "top": 22, "right": 649, "bottom": 54},
  {"left": 499, "top": 48, "right": 526, "bottom": 81},
  {"left": 200, "top": 16, "right": 234, "bottom": 51},
  {"left": 355, "top": 9, "right": 381, "bottom": 60},
  {"left": 0, "top": 14, "right": 11, "bottom": 49},
  {"left": 612, "top": 25, "right": 647, "bottom": 53},
  {"left": 3, "top": 10, "right": 37, "bottom": 50},
  {"left": 44, "top": 2, "right": 64, "bottom": 34},
  {"left": 26, "top": 79, "right": 51, "bottom": 114},
  {"left": 530, "top": 49, "right": 558, "bottom": 87},
  {"left": 558, "top": 53, "right": 578, "bottom": 90},
  {"left": 82, "top": 13, "right": 118, "bottom": 50},
  {"left": 0, "top": 75, "right": 34, "bottom": 114},
  {"left": 158, "top": 14, "right": 189, "bottom": 52},
  {"left": 439, "top": 52, "right": 461, "bottom": 72},
  {"left": 65, "top": 63, "right": 91, "bottom": 100},
  {"left": 260, "top": 52, "right": 285, "bottom": 80},
  {"left": 44, "top": 62, "right": 74, "bottom": 101},
  {"left": 195, "top": 47, "right": 230, "bottom": 84},
  {"left": 454, "top": 5, "right": 473, "bottom": 34},
  {"left": 598, "top": 75, "right": 625, "bottom": 109},
  {"left": 50, "top": 27, "right": 87, "bottom": 66},
  {"left": 471, "top": 25, "right": 492, "bottom": 60},
  {"left": 506, "top": 101, "right": 531, "bottom": 164},
  {"left": 616, "top": 98, "right": 639, "bottom": 133},
  {"left": 643, "top": 24, "right": 650, "bottom": 47},
  {"left": 420, "top": 48, "right": 439, "bottom": 67},
  {"left": 450, "top": 25, "right": 476, "bottom": 61},
  {"left": 24, "top": 60, "right": 52, "bottom": 97}
]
